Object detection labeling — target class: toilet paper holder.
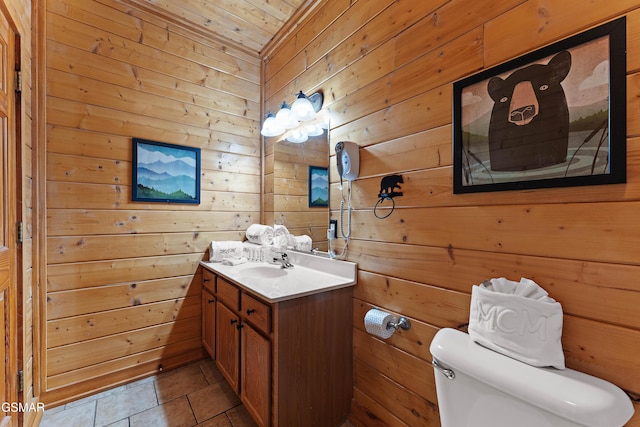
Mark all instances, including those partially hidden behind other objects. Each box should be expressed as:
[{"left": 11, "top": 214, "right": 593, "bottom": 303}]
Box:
[{"left": 388, "top": 316, "right": 411, "bottom": 331}]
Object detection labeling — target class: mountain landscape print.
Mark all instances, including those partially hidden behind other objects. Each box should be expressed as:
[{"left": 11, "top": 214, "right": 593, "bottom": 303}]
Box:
[
  {"left": 309, "top": 166, "right": 328, "bottom": 207},
  {"left": 132, "top": 138, "right": 201, "bottom": 204}
]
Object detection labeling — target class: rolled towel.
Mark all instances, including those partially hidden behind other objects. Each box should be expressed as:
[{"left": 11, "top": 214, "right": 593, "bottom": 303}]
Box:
[
  {"left": 274, "top": 224, "right": 290, "bottom": 238},
  {"left": 468, "top": 277, "right": 565, "bottom": 369},
  {"left": 293, "top": 235, "right": 312, "bottom": 252},
  {"left": 210, "top": 241, "right": 243, "bottom": 262},
  {"left": 245, "top": 224, "right": 274, "bottom": 245},
  {"left": 272, "top": 224, "right": 293, "bottom": 249}
]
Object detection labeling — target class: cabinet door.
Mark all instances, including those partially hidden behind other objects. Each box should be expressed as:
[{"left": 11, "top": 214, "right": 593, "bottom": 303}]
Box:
[
  {"left": 242, "top": 324, "right": 271, "bottom": 427},
  {"left": 202, "top": 288, "right": 216, "bottom": 359},
  {"left": 216, "top": 301, "right": 240, "bottom": 392}
]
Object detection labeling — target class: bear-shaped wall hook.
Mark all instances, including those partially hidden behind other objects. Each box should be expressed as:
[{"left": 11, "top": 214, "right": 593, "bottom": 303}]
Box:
[
  {"left": 378, "top": 174, "right": 403, "bottom": 199},
  {"left": 375, "top": 174, "right": 403, "bottom": 219}
]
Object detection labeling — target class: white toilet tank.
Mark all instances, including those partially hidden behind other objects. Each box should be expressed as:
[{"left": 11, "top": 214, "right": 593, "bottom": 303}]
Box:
[{"left": 430, "top": 328, "right": 634, "bottom": 427}]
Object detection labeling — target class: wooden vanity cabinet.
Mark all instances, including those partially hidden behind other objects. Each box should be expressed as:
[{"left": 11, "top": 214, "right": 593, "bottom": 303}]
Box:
[
  {"left": 216, "top": 301, "right": 241, "bottom": 392},
  {"left": 201, "top": 269, "right": 216, "bottom": 359},
  {"left": 201, "top": 270, "right": 352, "bottom": 427},
  {"left": 201, "top": 288, "right": 216, "bottom": 358},
  {"left": 241, "top": 320, "right": 271, "bottom": 426}
]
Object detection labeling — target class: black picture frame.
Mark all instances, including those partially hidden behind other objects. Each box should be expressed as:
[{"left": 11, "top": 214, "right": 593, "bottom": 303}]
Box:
[
  {"left": 453, "top": 17, "right": 626, "bottom": 194},
  {"left": 308, "top": 165, "right": 328, "bottom": 207},
  {"left": 132, "top": 138, "right": 201, "bottom": 204}
]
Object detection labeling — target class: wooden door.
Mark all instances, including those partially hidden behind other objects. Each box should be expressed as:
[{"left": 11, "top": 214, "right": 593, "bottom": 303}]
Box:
[
  {"left": 216, "top": 302, "right": 239, "bottom": 392},
  {"left": 0, "top": 4, "right": 17, "bottom": 426}
]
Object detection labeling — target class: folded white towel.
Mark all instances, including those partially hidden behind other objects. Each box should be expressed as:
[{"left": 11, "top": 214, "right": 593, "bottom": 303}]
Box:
[
  {"left": 245, "top": 224, "right": 274, "bottom": 245},
  {"left": 222, "top": 256, "right": 248, "bottom": 266},
  {"left": 468, "top": 277, "right": 565, "bottom": 369},
  {"left": 210, "top": 241, "right": 243, "bottom": 262},
  {"left": 293, "top": 235, "right": 312, "bottom": 252}
]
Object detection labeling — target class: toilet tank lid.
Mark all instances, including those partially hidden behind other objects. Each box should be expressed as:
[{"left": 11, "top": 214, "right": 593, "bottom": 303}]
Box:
[{"left": 429, "top": 328, "right": 634, "bottom": 427}]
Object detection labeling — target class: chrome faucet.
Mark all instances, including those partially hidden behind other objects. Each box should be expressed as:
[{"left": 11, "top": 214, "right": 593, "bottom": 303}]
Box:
[{"left": 273, "top": 253, "right": 294, "bottom": 269}]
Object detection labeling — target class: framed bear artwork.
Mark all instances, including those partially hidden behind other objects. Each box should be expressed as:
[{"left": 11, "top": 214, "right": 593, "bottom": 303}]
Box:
[{"left": 453, "top": 17, "right": 626, "bottom": 194}]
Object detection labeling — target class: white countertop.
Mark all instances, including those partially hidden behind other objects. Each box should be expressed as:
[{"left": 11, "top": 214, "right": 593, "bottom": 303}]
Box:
[{"left": 200, "top": 251, "right": 357, "bottom": 303}]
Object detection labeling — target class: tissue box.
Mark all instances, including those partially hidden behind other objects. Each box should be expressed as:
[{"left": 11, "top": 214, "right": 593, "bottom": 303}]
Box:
[{"left": 468, "top": 277, "right": 565, "bottom": 369}]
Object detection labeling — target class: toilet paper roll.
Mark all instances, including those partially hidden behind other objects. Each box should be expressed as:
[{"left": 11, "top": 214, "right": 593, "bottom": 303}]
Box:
[{"left": 364, "top": 308, "right": 396, "bottom": 339}]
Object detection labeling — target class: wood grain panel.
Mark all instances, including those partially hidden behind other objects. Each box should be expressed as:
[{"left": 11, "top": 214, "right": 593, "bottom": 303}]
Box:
[
  {"left": 45, "top": 338, "right": 205, "bottom": 393},
  {"left": 46, "top": 11, "right": 261, "bottom": 100},
  {"left": 264, "top": 0, "right": 395, "bottom": 100},
  {"left": 47, "top": 209, "right": 256, "bottom": 236},
  {"left": 47, "top": 254, "right": 203, "bottom": 292},
  {"left": 354, "top": 271, "right": 470, "bottom": 331},
  {"left": 47, "top": 295, "right": 200, "bottom": 347},
  {"left": 347, "top": 203, "right": 640, "bottom": 265},
  {"left": 41, "top": 0, "right": 262, "bottom": 403},
  {"left": 53, "top": 0, "right": 263, "bottom": 82},
  {"left": 353, "top": 328, "right": 434, "bottom": 400},
  {"left": 47, "top": 275, "right": 201, "bottom": 319},
  {"left": 47, "top": 68, "right": 259, "bottom": 135},
  {"left": 264, "top": 0, "right": 350, "bottom": 83},
  {"left": 47, "top": 316, "right": 201, "bottom": 376},
  {"left": 484, "top": 0, "right": 639, "bottom": 68},
  {"left": 330, "top": 85, "right": 452, "bottom": 148},
  {"left": 47, "top": 232, "right": 238, "bottom": 264},
  {"left": 354, "top": 359, "right": 439, "bottom": 427},
  {"left": 46, "top": 181, "right": 260, "bottom": 211}
]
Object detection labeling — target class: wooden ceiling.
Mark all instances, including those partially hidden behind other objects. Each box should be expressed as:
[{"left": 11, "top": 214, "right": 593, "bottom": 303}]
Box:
[{"left": 125, "top": 0, "right": 312, "bottom": 54}]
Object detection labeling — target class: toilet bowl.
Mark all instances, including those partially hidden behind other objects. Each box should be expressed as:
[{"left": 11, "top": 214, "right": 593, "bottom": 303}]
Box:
[{"left": 429, "top": 328, "right": 634, "bottom": 427}]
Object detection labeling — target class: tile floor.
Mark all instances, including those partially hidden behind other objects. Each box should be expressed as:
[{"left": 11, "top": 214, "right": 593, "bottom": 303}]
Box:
[{"left": 39, "top": 357, "right": 257, "bottom": 427}]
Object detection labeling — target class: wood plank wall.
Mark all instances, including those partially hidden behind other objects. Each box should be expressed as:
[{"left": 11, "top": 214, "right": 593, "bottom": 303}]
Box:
[
  {"left": 263, "top": 0, "right": 640, "bottom": 426},
  {"left": 41, "top": 0, "right": 261, "bottom": 405},
  {"left": 263, "top": 133, "right": 329, "bottom": 250}
]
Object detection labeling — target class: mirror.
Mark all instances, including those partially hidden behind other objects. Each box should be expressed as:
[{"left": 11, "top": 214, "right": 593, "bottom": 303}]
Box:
[{"left": 262, "top": 125, "right": 330, "bottom": 251}]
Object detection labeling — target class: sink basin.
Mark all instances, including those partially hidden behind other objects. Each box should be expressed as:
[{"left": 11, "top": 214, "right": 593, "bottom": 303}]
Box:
[
  {"left": 238, "top": 265, "right": 287, "bottom": 279},
  {"left": 201, "top": 250, "right": 357, "bottom": 302}
]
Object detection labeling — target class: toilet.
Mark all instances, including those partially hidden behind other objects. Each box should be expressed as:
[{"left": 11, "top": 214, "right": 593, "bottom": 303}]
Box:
[{"left": 429, "top": 328, "right": 634, "bottom": 427}]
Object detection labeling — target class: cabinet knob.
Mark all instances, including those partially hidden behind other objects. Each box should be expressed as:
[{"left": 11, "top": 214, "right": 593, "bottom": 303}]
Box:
[
  {"left": 230, "top": 319, "right": 238, "bottom": 325},
  {"left": 203, "top": 278, "right": 210, "bottom": 283},
  {"left": 246, "top": 309, "right": 256, "bottom": 315},
  {"left": 208, "top": 299, "right": 215, "bottom": 304},
  {"left": 236, "top": 324, "right": 243, "bottom": 330}
]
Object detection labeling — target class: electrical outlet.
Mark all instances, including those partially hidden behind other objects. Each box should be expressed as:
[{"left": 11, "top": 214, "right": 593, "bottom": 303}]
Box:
[{"left": 329, "top": 219, "right": 338, "bottom": 239}]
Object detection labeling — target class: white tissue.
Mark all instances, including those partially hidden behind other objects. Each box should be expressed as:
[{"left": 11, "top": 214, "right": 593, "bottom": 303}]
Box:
[
  {"left": 364, "top": 308, "right": 396, "bottom": 339},
  {"left": 246, "top": 224, "right": 274, "bottom": 245},
  {"left": 469, "top": 277, "right": 565, "bottom": 369}
]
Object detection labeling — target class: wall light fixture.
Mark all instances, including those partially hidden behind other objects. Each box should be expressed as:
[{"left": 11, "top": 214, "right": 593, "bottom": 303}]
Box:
[{"left": 261, "top": 91, "right": 325, "bottom": 143}]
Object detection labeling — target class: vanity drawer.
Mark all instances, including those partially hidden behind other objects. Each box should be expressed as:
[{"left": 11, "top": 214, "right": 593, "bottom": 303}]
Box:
[
  {"left": 217, "top": 277, "right": 240, "bottom": 311},
  {"left": 202, "top": 269, "right": 216, "bottom": 293},
  {"left": 242, "top": 293, "right": 271, "bottom": 335}
]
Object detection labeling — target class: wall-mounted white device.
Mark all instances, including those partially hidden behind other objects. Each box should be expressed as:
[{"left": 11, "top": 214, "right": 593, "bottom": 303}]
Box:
[
  {"left": 335, "top": 141, "right": 360, "bottom": 183},
  {"left": 330, "top": 141, "right": 360, "bottom": 259}
]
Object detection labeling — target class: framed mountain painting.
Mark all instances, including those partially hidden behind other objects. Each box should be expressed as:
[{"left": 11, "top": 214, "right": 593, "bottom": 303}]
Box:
[{"left": 132, "top": 138, "right": 201, "bottom": 204}]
